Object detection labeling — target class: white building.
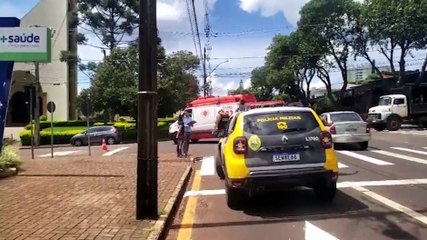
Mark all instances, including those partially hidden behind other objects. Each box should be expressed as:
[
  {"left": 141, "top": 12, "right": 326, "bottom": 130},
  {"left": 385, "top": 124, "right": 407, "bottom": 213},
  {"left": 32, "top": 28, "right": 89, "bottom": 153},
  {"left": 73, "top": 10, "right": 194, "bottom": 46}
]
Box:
[
  {"left": 347, "top": 65, "right": 391, "bottom": 84},
  {"left": 7, "top": 0, "right": 74, "bottom": 125}
]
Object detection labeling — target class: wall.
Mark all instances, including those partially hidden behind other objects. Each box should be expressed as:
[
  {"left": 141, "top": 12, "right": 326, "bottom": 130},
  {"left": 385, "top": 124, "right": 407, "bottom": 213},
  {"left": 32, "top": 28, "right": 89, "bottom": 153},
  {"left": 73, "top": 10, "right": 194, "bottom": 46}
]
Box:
[{"left": 12, "top": 0, "right": 69, "bottom": 121}]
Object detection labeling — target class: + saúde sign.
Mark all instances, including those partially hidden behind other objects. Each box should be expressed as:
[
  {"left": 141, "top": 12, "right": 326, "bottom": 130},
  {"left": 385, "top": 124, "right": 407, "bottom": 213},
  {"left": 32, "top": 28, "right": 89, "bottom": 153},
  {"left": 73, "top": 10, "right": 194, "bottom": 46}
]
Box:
[{"left": 0, "top": 27, "right": 52, "bottom": 62}]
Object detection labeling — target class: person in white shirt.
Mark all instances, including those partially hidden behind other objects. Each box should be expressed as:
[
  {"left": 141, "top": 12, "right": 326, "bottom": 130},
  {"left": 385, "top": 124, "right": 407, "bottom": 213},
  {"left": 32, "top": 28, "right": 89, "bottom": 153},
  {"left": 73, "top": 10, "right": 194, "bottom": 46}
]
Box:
[{"left": 182, "top": 110, "right": 194, "bottom": 158}]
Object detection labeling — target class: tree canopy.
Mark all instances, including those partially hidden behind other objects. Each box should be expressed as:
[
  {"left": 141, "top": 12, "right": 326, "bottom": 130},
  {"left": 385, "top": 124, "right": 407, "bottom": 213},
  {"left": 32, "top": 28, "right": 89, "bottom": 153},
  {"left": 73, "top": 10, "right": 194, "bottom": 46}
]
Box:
[{"left": 249, "top": 0, "right": 427, "bottom": 105}]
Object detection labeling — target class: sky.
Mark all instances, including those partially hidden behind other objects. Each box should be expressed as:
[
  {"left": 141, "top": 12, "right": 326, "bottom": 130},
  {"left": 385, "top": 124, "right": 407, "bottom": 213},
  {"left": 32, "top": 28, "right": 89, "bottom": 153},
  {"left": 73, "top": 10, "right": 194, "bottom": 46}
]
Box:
[{"left": 1, "top": 0, "right": 426, "bottom": 96}]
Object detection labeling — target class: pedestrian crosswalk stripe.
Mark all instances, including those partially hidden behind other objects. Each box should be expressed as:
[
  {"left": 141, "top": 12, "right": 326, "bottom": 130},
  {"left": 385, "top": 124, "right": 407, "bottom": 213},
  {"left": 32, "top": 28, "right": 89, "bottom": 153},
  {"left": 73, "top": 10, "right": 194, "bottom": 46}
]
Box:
[
  {"left": 353, "top": 186, "right": 427, "bottom": 226},
  {"left": 305, "top": 221, "right": 340, "bottom": 240},
  {"left": 200, "top": 156, "right": 215, "bottom": 176},
  {"left": 38, "top": 151, "right": 79, "bottom": 158},
  {"left": 338, "top": 163, "right": 348, "bottom": 168},
  {"left": 388, "top": 130, "right": 427, "bottom": 136},
  {"left": 391, "top": 147, "right": 427, "bottom": 156},
  {"left": 102, "top": 147, "right": 129, "bottom": 156},
  {"left": 337, "top": 151, "right": 394, "bottom": 166},
  {"left": 371, "top": 150, "right": 427, "bottom": 165}
]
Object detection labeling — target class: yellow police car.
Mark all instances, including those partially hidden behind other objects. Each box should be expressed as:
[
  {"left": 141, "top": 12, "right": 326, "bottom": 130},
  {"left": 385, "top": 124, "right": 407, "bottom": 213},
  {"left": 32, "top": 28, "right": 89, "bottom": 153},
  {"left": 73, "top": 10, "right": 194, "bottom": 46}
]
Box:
[{"left": 215, "top": 106, "right": 339, "bottom": 209}]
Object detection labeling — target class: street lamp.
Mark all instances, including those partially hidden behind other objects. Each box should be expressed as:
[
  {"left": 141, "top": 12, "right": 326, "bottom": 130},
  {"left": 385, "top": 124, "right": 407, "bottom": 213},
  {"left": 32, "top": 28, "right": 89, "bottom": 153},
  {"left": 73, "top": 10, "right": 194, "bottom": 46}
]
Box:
[{"left": 208, "top": 60, "right": 229, "bottom": 95}]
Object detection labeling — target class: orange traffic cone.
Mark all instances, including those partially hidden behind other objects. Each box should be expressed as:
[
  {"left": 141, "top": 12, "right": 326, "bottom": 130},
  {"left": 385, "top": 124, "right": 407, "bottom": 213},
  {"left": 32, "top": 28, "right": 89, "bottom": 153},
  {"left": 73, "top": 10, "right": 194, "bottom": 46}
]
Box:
[{"left": 102, "top": 138, "right": 108, "bottom": 152}]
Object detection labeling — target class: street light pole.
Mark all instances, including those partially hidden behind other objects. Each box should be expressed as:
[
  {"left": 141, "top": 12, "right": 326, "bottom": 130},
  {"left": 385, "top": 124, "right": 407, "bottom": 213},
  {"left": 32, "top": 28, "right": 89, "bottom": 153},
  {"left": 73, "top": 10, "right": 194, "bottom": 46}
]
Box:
[
  {"left": 203, "top": 47, "right": 208, "bottom": 96},
  {"left": 207, "top": 60, "right": 229, "bottom": 95},
  {"left": 136, "top": 0, "right": 158, "bottom": 220}
]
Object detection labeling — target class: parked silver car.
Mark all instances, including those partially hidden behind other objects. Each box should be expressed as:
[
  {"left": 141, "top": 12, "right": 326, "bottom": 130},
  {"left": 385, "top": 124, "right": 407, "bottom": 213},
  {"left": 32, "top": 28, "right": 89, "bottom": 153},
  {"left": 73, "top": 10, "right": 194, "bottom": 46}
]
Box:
[
  {"left": 320, "top": 111, "right": 371, "bottom": 150},
  {"left": 70, "top": 126, "right": 121, "bottom": 146}
]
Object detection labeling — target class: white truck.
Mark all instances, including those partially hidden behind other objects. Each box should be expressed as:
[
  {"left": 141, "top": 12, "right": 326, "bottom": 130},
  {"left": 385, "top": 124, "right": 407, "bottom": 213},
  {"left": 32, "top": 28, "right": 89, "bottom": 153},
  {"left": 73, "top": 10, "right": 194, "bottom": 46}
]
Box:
[{"left": 367, "top": 91, "right": 427, "bottom": 131}]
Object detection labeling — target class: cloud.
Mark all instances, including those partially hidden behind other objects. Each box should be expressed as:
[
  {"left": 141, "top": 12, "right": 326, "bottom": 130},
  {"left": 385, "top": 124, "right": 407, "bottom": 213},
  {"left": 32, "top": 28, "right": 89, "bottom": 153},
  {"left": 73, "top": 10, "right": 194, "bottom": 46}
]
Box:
[
  {"left": 239, "top": 0, "right": 309, "bottom": 25},
  {"left": 239, "top": 0, "right": 365, "bottom": 26}
]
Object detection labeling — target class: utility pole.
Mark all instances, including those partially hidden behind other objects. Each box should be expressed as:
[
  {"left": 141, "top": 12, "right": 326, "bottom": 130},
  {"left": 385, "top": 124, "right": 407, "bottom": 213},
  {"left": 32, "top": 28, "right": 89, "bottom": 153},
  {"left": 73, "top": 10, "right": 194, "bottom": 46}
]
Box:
[
  {"left": 203, "top": 47, "right": 208, "bottom": 96},
  {"left": 34, "top": 62, "right": 40, "bottom": 146},
  {"left": 136, "top": 0, "right": 158, "bottom": 220},
  {"left": 68, "top": 0, "right": 78, "bottom": 120}
]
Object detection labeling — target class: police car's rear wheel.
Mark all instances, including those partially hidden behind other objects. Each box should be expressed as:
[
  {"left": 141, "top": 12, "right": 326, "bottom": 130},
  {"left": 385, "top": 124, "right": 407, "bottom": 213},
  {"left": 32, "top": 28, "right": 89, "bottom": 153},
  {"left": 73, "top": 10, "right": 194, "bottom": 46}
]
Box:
[
  {"left": 226, "top": 186, "right": 246, "bottom": 210},
  {"left": 215, "top": 153, "right": 225, "bottom": 180},
  {"left": 314, "top": 182, "right": 336, "bottom": 202}
]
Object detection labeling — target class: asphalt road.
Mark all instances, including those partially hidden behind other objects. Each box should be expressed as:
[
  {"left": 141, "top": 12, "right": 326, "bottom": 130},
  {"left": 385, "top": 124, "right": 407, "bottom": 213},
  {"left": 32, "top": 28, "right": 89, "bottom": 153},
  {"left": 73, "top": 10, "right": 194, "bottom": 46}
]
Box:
[{"left": 166, "top": 128, "right": 427, "bottom": 240}]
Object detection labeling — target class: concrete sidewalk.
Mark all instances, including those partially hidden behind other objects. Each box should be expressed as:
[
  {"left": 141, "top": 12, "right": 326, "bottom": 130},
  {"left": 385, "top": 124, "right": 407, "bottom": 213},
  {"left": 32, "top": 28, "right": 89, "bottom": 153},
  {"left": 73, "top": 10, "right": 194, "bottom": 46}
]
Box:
[{"left": 0, "top": 153, "right": 193, "bottom": 240}]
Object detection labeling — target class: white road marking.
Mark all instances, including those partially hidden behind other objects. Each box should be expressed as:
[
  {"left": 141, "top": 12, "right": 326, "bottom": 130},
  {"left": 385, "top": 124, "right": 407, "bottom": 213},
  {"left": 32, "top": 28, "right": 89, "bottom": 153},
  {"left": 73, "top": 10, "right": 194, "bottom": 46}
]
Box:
[
  {"left": 38, "top": 151, "right": 79, "bottom": 158},
  {"left": 372, "top": 150, "right": 427, "bottom": 165},
  {"left": 184, "top": 189, "right": 225, "bottom": 198},
  {"left": 337, "top": 151, "right": 394, "bottom": 166},
  {"left": 338, "top": 163, "right": 348, "bottom": 169},
  {"left": 391, "top": 147, "right": 427, "bottom": 156},
  {"left": 305, "top": 221, "right": 340, "bottom": 240},
  {"left": 183, "top": 178, "right": 427, "bottom": 197},
  {"left": 353, "top": 186, "right": 427, "bottom": 226},
  {"left": 337, "top": 178, "right": 427, "bottom": 188},
  {"left": 102, "top": 147, "right": 129, "bottom": 156},
  {"left": 200, "top": 156, "right": 215, "bottom": 176}
]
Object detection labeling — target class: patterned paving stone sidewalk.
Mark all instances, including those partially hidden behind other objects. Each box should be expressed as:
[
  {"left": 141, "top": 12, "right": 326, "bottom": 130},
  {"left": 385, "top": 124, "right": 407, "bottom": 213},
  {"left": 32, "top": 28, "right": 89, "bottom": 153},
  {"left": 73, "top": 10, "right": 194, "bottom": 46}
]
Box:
[{"left": 0, "top": 153, "right": 192, "bottom": 240}]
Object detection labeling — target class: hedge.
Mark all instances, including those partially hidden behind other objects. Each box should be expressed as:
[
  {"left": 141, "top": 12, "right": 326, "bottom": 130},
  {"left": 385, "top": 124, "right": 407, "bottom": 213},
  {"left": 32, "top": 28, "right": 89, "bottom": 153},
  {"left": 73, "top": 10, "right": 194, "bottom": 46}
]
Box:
[
  {"left": 20, "top": 120, "right": 172, "bottom": 146},
  {"left": 25, "top": 118, "right": 176, "bottom": 130}
]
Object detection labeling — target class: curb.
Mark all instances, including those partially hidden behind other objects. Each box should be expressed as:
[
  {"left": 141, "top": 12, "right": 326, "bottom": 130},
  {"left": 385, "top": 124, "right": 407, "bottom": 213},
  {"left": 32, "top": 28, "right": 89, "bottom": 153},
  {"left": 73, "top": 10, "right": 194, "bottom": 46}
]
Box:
[{"left": 147, "top": 165, "right": 193, "bottom": 240}]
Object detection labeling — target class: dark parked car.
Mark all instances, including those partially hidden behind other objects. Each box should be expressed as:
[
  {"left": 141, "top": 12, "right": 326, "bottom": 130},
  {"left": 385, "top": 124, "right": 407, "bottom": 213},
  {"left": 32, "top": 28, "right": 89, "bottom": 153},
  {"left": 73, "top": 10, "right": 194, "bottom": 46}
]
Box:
[{"left": 70, "top": 126, "right": 121, "bottom": 146}]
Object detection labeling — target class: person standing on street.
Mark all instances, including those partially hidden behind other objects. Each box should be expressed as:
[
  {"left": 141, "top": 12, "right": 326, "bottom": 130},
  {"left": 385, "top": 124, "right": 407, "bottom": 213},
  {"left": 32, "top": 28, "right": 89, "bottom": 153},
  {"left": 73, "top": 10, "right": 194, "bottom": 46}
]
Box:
[
  {"left": 182, "top": 110, "right": 194, "bottom": 158},
  {"left": 176, "top": 112, "right": 185, "bottom": 158},
  {"left": 213, "top": 109, "right": 230, "bottom": 138},
  {"left": 236, "top": 99, "right": 247, "bottom": 112}
]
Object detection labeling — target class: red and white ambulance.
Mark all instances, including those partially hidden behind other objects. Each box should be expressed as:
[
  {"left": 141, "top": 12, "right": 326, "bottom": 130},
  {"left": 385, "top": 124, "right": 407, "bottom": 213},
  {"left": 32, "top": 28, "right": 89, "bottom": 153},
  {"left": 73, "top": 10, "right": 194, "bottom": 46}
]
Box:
[{"left": 168, "top": 94, "right": 285, "bottom": 143}]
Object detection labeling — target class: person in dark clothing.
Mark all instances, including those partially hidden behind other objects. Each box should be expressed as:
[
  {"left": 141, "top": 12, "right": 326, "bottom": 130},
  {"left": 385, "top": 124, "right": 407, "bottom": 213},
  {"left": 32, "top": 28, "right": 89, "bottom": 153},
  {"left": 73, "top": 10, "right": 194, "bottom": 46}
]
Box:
[
  {"left": 176, "top": 112, "right": 185, "bottom": 158},
  {"left": 213, "top": 109, "right": 230, "bottom": 137},
  {"left": 236, "top": 99, "right": 247, "bottom": 112}
]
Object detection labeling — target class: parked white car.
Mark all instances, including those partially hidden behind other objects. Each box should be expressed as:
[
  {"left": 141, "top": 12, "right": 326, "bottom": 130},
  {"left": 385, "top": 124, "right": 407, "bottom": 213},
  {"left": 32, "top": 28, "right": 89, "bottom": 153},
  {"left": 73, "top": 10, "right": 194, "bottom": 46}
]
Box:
[{"left": 320, "top": 111, "right": 371, "bottom": 150}]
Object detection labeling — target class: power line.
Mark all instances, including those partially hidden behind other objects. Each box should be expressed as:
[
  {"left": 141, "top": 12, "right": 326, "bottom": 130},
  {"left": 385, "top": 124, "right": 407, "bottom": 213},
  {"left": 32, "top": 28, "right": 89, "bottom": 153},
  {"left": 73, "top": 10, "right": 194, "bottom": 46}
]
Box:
[
  {"left": 185, "top": 0, "right": 199, "bottom": 56},
  {"left": 190, "top": 0, "right": 203, "bottom": 61}
]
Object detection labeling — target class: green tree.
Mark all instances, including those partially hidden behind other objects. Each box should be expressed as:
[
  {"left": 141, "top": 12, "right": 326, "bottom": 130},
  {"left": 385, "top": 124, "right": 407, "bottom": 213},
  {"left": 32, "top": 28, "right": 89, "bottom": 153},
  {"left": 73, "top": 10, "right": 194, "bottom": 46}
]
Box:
[
  {"left": 89, "top": 45, "right": 139, "bottom": 121},
  {"left": 79, "top": 61, "right": 100, "bottom": 82},
  {"left": 351, "top": 1, "right": 384, "bottom": 79},
  {"left": 362, "top": 0, "right": 427, "bottom": 84},
  {"left": 158, "top": 51, "right": 200, "bottom": 117},
  {"left": 249, "top": 66, "right": 275, "bottom": 101},
  {"left": 264, "top": 35, "right": 304, "bottom": 101},
  {"left": 77, "top": 0, "right": 139, "bottom": 52},
  {"left": 290, "top": 30, "right": 324, "bottom": 103},
  {"left": 299, "top": 0, "right": 358, "bottom": 99}
]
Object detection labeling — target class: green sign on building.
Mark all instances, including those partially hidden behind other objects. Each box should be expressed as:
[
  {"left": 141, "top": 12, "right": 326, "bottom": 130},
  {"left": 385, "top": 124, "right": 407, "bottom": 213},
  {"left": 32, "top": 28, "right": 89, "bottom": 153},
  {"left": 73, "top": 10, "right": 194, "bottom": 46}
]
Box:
[{"left": 0, "top": 27, "right": 52, "bottom": 62}]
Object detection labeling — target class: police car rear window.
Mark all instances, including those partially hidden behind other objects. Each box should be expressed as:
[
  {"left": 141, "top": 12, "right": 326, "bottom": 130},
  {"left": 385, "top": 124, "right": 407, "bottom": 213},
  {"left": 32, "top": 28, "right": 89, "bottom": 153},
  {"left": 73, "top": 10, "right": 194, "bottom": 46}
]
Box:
[
  {"left": 330, "top": 112, "right": 362, "bottom": 122},
  {"left": 243, "top": 112, "right": 319, "bottom": 135}
]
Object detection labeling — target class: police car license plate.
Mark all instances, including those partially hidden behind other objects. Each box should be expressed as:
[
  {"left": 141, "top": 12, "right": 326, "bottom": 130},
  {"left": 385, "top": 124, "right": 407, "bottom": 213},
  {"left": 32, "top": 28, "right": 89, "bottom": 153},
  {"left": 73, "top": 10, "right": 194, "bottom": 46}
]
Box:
[{"left": 272, "top": 153, "right": 300, "bottom": 162}]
